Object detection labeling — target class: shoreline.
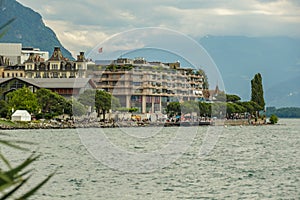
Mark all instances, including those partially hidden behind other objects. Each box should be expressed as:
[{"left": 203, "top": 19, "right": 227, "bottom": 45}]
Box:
[{"left": 0, "top": 119, "right": 268, "bottom": 130}]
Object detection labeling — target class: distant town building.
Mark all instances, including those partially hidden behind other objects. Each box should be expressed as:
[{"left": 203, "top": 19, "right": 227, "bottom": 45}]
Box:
[
  {"left": 21, "top": 47, "right": 49, "bottom": 64},
  {"left": 92, "top": 58, "right": 207, "bottom": 113},
  {"left": 0, "top": 43, "right": 49, "bottom": 65},
  {"left": 0, "top": 43, "right": 22, "bottom": 65},
  {"left": 24, "top": 47, "right": 87, "bottom": 79},
  {"left": 0, "top": 77, "right": 96, "bottom": 99},
  {"left": 0, "top": 46, "right": 89, "bottom": 79},
  {"left": 0, "top": 64, "right": 25, "bottom": 78}
]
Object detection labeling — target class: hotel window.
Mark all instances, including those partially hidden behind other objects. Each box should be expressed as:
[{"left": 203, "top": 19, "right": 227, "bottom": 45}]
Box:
[
  {"left": 27, "top": 64, "right": 32, "bottom": 70},
  {"left": 112, "top": 74, "right": 118, "bottom": 79},
  {"left": 111, "top": 81, "right": 117, "bottom": 86},
  {"left": 52, "top": 64, "right": 58, "bottom": 70},
  {"left": 134, "top": 89, "right": 143, "bottom": 93},
  {"left": 78, "top": 71, "right": 84, "bottom": 78},
  {"left": 43, "top": 73, "right": 48, "bottom": 78},
  {"left": 133, "top": 82, "right": 142, "bottom": 86}
]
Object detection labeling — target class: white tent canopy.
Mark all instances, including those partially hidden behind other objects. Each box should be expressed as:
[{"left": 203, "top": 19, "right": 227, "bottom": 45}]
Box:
[{"left": 11, "top": 110, "right": 31, "bottom": 121}]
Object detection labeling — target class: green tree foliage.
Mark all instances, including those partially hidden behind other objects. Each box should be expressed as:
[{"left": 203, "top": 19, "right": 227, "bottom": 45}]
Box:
[
  {"left": 226, "top": 94, "right": 241, "bottom": 102},
  {"left": 78, "top": 89, "right": 96, "bottom": 111},
  {"left": 115, "top": 107, "right": 138, "bottom": 113},
  {"left": 129, "top": 107, "right": 138, "bottom": 113},
  {"left": 181, "top": 101, "right": 199, "bottom": 115},
  {"left": 196, "top": 69, "right": 209, "bottom": 89},
  {"left": 71, "top": 98, "right": 87, "bottom": 116},
  {"left": 166, "top": 102, "right": 181, "bottom": 117},
  {"left": 269, "top": 114, "right": 278, "bottom": 124},
  {"left": 6, "top": 87, "right": 40, "bottom": 114},
  {"left": 198, "top": 102, "right": 211, "bottom": 117},
  {"left": 237, "top": 101, "right": 254, "bottom": 113},
  {"left": 226, "top": 103, "right": 236, "bottom": 115},
  {"left": 214, "top": 92, "right": 226, "bottom": 102},
  {"left": 0, "top": 100, "right": 9, "bottom": 118},
  {"left": 211, "top": 102, "right": 227, "bottom": 117},
  {"left": 165, "top": 100, "right": 264, "bottom": 119},
  {"left": 95, "top": 90, "right": 120, "bottom": 120},
  {"left": 251, "top": 73, "right": 265, "bottom": 110},
  {"left": 35, "top": 88, "right": 68, "bottom": 117},
  {"left": 63, "top": 99, "right": 73, "bottom": 117}
]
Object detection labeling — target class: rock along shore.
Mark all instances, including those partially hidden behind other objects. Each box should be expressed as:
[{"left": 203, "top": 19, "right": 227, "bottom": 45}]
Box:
[{"left": 0, "top": 118, "right": 268, "bottom": 130}]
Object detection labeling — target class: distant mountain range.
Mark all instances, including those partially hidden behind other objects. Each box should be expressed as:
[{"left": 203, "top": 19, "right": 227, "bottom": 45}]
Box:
[
  {"left": 1, "top": 0, "right": 299, "bottom": 107},
  {"left": 0, "top": 0, "right": 73, "bottom": 59},
  {"left": 199, "top": 35, "right": 300, "bottom": 107}
]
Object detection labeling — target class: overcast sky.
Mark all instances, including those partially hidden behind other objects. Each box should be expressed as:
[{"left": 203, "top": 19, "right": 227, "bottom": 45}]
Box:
[{"left": 17, "top": 0, "right": 300, "bottom": 56}]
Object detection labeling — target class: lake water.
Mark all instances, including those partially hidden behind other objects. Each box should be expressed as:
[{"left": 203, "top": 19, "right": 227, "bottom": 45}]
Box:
[{"left": 1, "top": 119, "right": 299, "bottom": 199}]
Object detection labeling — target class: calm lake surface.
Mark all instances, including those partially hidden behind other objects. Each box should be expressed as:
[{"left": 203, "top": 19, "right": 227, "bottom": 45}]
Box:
[{"left": 1, "top": 119, "right": 299, "bottom": 199}]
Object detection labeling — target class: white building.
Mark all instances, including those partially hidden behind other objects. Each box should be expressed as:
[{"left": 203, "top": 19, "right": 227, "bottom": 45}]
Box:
[
  {"left": 21, "top": 47, "right": 49, "bottom": 64},
  {"left": 11, "top": 110, "right": 31, "bottom": 121},
  {"left": 0, "top": 43, "right": 21, "bottom": 65},
  {"left": 0, "top": 43, "right": 49, "bottom": 65}
]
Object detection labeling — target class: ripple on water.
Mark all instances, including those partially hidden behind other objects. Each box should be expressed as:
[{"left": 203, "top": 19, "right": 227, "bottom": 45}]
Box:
[{"left": 1, "top": 119, "right": 299, "bottom": 199}]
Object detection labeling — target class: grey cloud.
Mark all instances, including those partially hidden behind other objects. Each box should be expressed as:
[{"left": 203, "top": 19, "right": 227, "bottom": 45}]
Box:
[{"left": 16, "top": 0, "right": 300, "bottom": 56}]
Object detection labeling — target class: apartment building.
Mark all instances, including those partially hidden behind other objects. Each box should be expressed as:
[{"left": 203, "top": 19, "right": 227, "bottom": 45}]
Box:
[{"left": 93, "top": 58, "right": 206, "bottom": 113}]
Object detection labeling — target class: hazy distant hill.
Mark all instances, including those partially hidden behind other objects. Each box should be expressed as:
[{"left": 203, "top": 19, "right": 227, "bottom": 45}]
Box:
[
  {"left": 0, "top": 0, "right": 73, "bottom": 59},
  {"left": 199, "top": 35, "right": 300, "bottom": 107}
]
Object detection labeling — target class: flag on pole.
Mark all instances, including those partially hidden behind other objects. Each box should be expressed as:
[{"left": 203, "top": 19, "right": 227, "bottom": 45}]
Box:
[{"left": 98, "top": 47, "right": 103, "bottom": 53}]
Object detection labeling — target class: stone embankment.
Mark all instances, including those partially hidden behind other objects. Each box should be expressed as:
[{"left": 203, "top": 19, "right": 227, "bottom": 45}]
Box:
[{"left": 0, "top": 119, "right": 267, "bottom": 130}]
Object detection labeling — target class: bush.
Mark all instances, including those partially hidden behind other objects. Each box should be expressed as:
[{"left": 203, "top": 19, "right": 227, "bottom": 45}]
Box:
[
  {"left": 269, "top": 114, "right": 278, "bottom": 124},
  {"left": 129, "top": 107, "right": 139, "bottom": 113}
]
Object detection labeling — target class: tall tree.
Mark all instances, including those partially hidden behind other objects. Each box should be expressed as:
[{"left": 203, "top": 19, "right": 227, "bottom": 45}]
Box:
[
  {"left": 196, "top": 69, "right": 209, "bottom": 89},
  {"left": 0, "top": 100, "right": 9, "bottom": 118},
  {"left": 36, "top": 88, "right": 68, "bottom": 117},
  {"left": 6, "top": 87, "right": 40, "bottom": 114},
  {"left": 71, "top": 98, "right": 87, "bottom": 117},
  {"left": 226, "top": 94, "right": 241, "bottom": 102},
  {"left": 78, "top": 89, "right": 96, "bottom": 112},
  {"left": 198, "top": 102, "right": 211, "bottom": 117},
  {"left": 95, "top": 90, "right": 120, "bottom": 120},
  {"left": 166, "top": 102, "right": 181, "bottom": 117},
  {"left": 181, "top": 101, "right": 199, "bottom": 115},
  {"left": 251, "top": 73, "right": 265, "bottom": 110}
]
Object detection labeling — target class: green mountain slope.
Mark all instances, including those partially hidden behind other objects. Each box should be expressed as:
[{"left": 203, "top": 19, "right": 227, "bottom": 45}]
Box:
[{"left": 0, "top": 0, "right": 73, "bottom": 59}]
